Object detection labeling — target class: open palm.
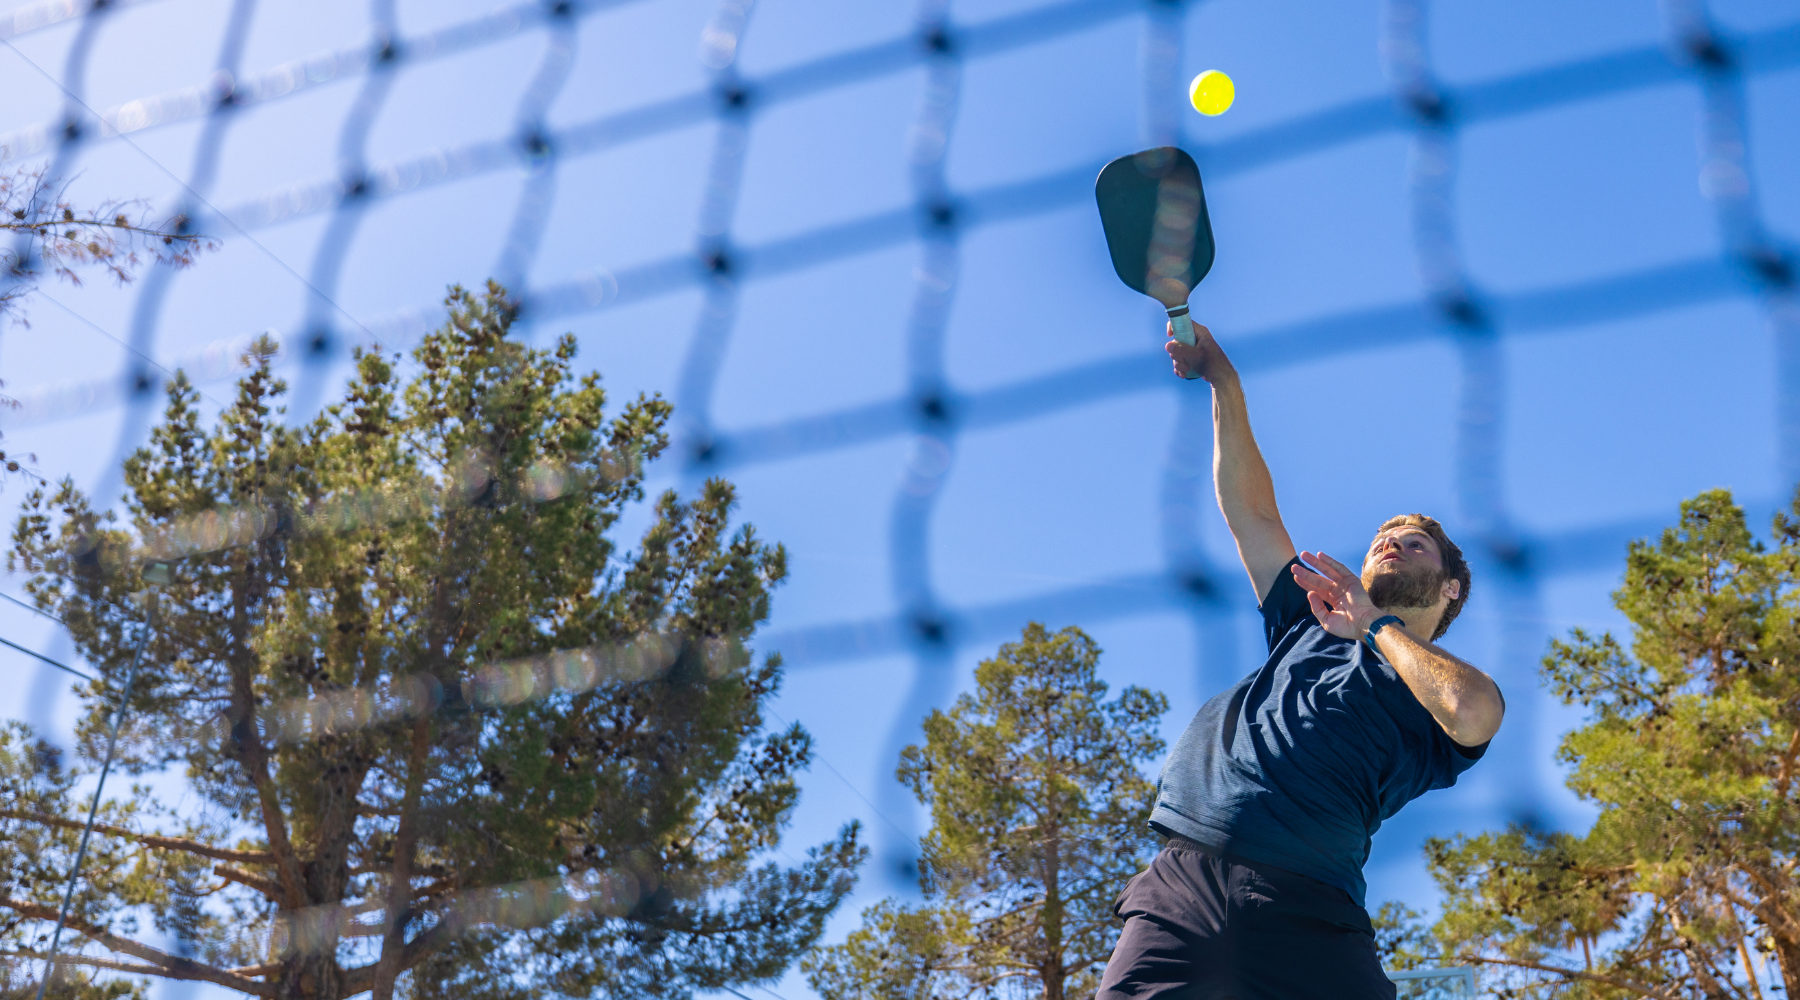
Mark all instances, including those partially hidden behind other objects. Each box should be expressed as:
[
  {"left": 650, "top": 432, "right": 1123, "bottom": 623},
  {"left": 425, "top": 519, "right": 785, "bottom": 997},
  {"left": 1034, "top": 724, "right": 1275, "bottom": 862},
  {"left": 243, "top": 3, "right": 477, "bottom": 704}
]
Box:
[{"left": 1291, "top": 552, "right": 1379, "bottom": 639}]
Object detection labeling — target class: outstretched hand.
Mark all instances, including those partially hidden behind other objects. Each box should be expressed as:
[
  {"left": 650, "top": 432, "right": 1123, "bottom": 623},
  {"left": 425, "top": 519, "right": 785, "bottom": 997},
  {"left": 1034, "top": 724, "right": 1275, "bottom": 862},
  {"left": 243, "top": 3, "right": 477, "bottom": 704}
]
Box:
[
  {"left": 1166, "top": 322, "right": 1232, "bottom": 383},
  {"left": 1291, "top": 552, "right": 1383, "bottom": 640}
]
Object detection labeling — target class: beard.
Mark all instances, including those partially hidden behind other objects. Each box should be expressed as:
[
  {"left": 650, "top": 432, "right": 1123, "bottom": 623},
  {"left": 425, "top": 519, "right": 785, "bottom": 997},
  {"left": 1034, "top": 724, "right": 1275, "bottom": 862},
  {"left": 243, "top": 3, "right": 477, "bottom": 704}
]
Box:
[{"left": 1364, "top": 560, "right": 1446, "bottom": 610}]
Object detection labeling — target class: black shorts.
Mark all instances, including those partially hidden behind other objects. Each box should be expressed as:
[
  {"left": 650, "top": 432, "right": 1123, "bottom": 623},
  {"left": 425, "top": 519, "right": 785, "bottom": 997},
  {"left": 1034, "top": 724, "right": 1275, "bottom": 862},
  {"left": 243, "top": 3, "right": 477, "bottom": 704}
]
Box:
[{"left": 1096, "top": 837, "right": 1395, "bottom": 1000}]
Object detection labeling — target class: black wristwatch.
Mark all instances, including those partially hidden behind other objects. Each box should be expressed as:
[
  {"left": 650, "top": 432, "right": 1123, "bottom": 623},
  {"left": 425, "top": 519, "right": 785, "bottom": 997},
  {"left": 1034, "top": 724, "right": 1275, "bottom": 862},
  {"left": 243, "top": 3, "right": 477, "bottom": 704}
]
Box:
[{"left": 1364, "top": 614, "right": 1405, "bottom": 647}]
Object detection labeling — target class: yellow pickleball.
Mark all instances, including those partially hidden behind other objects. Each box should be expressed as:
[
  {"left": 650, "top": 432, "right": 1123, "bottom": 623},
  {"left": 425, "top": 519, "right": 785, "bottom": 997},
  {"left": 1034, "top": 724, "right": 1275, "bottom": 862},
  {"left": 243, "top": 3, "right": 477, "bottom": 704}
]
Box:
[{"left": 1189, "top": 70, "right": 1235, "bottom": 116}]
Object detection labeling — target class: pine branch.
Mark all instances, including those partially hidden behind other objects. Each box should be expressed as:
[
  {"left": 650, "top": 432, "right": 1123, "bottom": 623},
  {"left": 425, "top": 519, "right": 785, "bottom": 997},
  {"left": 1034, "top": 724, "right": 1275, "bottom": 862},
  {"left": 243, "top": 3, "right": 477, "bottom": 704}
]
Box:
[
  {"left": 1464, "top": 955, "right": 1680, "bottom": 1000},
  {"left": 0, "top": 219, "right": 204, "bottom": 242},
  {"left": 2, "top": 949, "right": 280, "bottom": 982},
  {"left": 1689, "top": 942, "right": 1754, "bottom": 1000},
  {"left": 0, "top": 808, "right": 277, "bottom": 864},
  {"left": 0, "top": 897, "right": 276, "bottom": 997},
  {"left": 4, "top": 948, "right": 281, "bottom": 980},
  {"left": 1711, "top": 867, "right": 1800, "bottom": 941},
  {"left": 1771, "top": 726, "right": 1800, "bottom": 819},
  {"left": 213, "top": 863, "right": 283, "bottom": 899},
  {"left": 1724, "top": 862, "right": 1800, "bottom": 943},
  {"left": 0, "top": 167, "right": 212, "bottom": 320}
]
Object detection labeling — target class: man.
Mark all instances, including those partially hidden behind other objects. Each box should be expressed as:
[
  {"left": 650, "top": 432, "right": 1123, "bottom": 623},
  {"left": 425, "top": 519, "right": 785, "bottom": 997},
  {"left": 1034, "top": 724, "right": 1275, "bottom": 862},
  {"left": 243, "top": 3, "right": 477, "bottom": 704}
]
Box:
[{"left": 1096, "top": 323, "right": 1505, "bottom": 1000}]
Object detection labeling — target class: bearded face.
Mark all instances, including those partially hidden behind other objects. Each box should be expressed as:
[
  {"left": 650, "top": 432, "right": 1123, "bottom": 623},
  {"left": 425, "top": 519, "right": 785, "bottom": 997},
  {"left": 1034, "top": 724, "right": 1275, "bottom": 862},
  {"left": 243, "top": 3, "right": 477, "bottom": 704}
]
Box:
[{"left": 1362, "top": 551, "right": 1448, "bottom": 609}]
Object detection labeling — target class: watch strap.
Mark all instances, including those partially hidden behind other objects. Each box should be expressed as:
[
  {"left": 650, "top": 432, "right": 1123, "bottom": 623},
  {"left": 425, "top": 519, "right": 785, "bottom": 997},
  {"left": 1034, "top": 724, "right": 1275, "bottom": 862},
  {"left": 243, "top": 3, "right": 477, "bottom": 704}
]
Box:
[{"left": 1364, "top": 614, "right": 1405, "bottom": 647}]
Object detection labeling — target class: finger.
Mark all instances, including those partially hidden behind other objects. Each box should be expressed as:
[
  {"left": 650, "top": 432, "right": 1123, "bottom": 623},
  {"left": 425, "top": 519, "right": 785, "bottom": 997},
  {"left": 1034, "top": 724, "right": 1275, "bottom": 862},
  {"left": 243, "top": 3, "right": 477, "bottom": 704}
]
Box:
[
  {"left": 1293, "top": 557, "right": 1335, "bottom": 584},
  {"left": 1296, "top": 578, "right": 1340, "bottom": 603},
  {"left": 1315, "top": 551, "right": 1358, "bottom": 578},
  {"left": 1295, "top": 573, "right": 1350, "bottom": 607},
  {"left": 1305, "top": 590, "right": 1333, "bottom": 617},
  {"left": 1304, "top": 552, "right": 1355, "bottom": 583},
  {"left": 1291, "top": 564, "right": 1332, "bottom": 593}
]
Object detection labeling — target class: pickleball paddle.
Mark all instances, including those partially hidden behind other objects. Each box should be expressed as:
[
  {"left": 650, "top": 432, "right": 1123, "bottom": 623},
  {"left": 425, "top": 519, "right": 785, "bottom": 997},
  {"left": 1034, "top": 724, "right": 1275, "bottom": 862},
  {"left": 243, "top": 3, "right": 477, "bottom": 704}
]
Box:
[{"left": 1095, "top": 146, "right": 1215, "bottom": 378}]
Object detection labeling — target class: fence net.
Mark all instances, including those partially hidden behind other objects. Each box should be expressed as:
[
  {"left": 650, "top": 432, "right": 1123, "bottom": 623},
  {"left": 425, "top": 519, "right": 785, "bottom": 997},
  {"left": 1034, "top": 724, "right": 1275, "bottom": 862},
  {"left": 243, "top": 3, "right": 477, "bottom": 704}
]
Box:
[{"left": 0, "top": 0, "right": 1796, "bottom": 996}]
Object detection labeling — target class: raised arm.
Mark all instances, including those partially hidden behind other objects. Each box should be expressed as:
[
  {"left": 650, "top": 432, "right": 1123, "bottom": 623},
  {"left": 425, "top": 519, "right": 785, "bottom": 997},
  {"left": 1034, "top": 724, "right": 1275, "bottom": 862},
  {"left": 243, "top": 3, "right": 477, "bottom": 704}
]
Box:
[{"left": 1167, "top": 324, "right": 1296, "bottom": 602}]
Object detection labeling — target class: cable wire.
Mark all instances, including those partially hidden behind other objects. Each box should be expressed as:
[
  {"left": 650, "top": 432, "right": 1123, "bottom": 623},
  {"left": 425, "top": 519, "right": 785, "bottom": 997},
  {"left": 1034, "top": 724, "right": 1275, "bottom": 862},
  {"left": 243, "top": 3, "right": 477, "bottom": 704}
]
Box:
[
  {"left": 33, "top": 595, "right": 154, "bottom": 999},
  {"left": 0, "top": 633, "right": 92, "bottom": 681}
]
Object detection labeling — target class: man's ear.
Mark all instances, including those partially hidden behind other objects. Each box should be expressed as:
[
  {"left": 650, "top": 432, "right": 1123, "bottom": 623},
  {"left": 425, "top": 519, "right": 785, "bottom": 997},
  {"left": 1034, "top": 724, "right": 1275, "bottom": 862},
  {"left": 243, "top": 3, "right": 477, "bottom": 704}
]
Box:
[{"left": 1442, "top": 578, "right": 1462, "bottom": 603}]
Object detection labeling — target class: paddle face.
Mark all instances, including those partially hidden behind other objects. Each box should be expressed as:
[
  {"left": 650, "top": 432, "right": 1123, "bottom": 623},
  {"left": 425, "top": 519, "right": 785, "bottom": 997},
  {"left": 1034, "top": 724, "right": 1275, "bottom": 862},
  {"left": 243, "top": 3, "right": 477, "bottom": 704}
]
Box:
[{"left": 1095, "top": 146, "right": 1215, "bottom": 310}]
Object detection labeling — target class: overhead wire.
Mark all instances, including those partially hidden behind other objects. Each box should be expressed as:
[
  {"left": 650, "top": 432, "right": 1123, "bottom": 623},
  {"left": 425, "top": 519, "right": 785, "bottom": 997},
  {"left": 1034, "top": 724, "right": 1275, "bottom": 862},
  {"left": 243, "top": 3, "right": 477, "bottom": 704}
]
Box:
[
  {"left": 0, "top": 591, "right": 63, "bottom": 625},
  {"left": 0, "top": 633, "right": 92, "bottom": 681},
  {"left": 35, "top": 293, "right": 226, "bottom": 409}
]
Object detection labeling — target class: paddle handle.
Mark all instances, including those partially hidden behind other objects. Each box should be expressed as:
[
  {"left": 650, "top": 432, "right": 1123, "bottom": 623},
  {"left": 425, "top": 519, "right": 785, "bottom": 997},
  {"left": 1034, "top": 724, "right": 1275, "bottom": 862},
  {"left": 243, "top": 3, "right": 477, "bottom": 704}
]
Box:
[{"left": 1168, "top": 305, "right": 1202, "bottom": 379}]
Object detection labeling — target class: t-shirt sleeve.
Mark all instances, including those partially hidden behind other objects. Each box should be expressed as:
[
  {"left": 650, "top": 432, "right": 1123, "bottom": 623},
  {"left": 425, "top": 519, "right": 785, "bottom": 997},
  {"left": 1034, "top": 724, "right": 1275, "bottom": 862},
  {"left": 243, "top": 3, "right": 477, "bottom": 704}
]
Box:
[
  {"left": 1449, "top": 734, "right": 1489, "bottom": 761},
  {"left": 1413, "top": 722, "right": 1487, "bottom": 792},
  {"left": 1258, "top": 557, "right": 1313, "bottom": 652},
  {"left": 1447, "top": 680, "right": 1505, "bottom": 761}
]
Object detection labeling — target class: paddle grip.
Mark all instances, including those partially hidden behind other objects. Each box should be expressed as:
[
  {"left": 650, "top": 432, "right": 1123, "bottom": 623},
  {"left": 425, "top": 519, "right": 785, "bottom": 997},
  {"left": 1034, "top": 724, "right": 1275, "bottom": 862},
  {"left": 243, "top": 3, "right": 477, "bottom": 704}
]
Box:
[{"left": 1168, "top": 306, "right": 1202, "bottom": 380}]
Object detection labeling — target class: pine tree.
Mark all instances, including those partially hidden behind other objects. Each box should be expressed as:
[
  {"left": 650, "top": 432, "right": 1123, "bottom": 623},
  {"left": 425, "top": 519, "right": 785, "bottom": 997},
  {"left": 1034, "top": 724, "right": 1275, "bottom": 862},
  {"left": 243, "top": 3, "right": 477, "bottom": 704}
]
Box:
[
  {"left": 1400, "top": 489, "right": 1800, "bottom": 999},
  {"left": 0, "top": 282, "right": 863, "bottom": 1000},
  {"left": 803, "top": 624, "right": 1167, "bottom": 1000}
]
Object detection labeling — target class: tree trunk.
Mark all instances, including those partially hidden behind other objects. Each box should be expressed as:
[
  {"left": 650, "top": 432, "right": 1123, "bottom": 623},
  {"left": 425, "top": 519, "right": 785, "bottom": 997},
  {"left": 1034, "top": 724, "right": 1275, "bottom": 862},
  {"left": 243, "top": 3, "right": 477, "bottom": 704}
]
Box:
[
  {"left": 1773, "top": 933, "right": 1800, "bottom": 999},
  {"left": 1041, "top": 830, "right": 1064, "bottom": 1000},
  {"left": 277, "top": 952, "right": 346, "bottom": 1000},
  {"left": 227, "top": 571, "right": 307, "bottom": 908},
  {"left": 370, "top": 713, "right": 435, "bottom": 1000}
]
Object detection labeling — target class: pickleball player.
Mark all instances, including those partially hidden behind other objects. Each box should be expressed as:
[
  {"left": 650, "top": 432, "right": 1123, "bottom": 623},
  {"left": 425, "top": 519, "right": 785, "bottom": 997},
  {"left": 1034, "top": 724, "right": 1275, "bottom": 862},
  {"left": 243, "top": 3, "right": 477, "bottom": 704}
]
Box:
[{"left": 1095, "top": 323, "right": 1505, "bottom": 1000}]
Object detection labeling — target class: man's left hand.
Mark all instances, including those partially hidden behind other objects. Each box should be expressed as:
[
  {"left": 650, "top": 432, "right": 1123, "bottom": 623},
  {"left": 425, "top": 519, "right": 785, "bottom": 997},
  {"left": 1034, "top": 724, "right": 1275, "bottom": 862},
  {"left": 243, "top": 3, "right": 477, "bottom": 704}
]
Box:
[{"left": 1292, "top": 552, "right": 1382, "bottom": 639}]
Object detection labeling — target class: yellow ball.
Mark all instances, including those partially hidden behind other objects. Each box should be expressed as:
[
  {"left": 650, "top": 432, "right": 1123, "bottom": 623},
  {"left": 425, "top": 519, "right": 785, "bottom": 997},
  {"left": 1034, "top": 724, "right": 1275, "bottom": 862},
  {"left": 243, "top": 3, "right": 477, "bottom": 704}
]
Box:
[{"left": 1189, "top": 70, "right": 1235, "bottom": 116}]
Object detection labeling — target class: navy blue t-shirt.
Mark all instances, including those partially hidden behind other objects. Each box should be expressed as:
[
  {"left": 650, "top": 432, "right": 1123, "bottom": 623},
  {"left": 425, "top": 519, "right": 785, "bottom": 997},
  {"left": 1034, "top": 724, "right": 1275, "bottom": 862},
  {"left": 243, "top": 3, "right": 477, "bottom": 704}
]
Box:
[{"left": 1148, "top": 557, "right": 1489, "bottom": 907}]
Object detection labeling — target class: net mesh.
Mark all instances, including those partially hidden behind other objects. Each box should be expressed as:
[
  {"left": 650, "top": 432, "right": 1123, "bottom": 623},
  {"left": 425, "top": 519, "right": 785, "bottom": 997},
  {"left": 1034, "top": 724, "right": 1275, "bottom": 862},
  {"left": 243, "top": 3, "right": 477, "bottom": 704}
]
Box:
[
  {"left": 1391, "top": 966, "right": 1477, "bottom": 999},
  {"left": 0, "top": 0, "right": 1796, "bottom": 994}
]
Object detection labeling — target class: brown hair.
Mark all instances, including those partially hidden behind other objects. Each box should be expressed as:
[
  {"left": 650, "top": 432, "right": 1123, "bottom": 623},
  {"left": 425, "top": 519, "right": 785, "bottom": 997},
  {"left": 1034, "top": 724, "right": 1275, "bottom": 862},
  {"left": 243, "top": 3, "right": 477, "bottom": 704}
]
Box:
[{"left": 1370, "top": 514, "right": 1470, "bottom": 641}]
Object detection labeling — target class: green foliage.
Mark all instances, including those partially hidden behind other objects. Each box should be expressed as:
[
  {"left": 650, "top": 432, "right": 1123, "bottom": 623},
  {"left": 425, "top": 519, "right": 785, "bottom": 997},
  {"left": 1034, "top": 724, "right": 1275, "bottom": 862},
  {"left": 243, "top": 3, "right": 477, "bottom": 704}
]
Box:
[
  {"left": 1411, "top": 488, "right": 1800, "bottom": 999},
  {"left": 0, "top": 283, "right": 863, "bottom": 1000},
  {"left": 0, "top": 956, "right": 148, "bottom": 1000},
  {"left": 803, "top": 624, "right": 1167, "bottom": 1000},
  {"left": 1375, "top": 902, "right": 1443, "bottom": 973}
]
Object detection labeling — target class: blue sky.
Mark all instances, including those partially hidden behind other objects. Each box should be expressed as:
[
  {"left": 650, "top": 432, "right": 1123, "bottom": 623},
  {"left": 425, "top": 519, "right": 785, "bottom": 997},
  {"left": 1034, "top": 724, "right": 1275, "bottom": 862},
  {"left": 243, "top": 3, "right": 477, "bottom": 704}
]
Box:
[{"left": 1, "top": 0, "right": 1797, "bottom": 997}]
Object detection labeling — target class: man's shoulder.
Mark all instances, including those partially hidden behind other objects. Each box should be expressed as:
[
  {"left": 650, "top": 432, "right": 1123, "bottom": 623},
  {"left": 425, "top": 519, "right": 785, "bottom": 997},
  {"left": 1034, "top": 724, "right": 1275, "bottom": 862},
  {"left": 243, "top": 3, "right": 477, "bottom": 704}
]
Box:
[
  {"left": 1258, "top": 557, "right": 1318, "bottom": 645},
  {"left": 1256, "top": 556, "right": 1306, "bottom": 611}
]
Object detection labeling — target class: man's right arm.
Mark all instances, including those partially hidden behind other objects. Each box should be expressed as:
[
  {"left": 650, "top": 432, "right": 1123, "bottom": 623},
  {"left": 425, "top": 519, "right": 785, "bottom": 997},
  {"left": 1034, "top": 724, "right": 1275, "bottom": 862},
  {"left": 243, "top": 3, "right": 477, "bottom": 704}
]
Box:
[{"left": 1167, "top": 324, "right": 1296, "bottom": 602}]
